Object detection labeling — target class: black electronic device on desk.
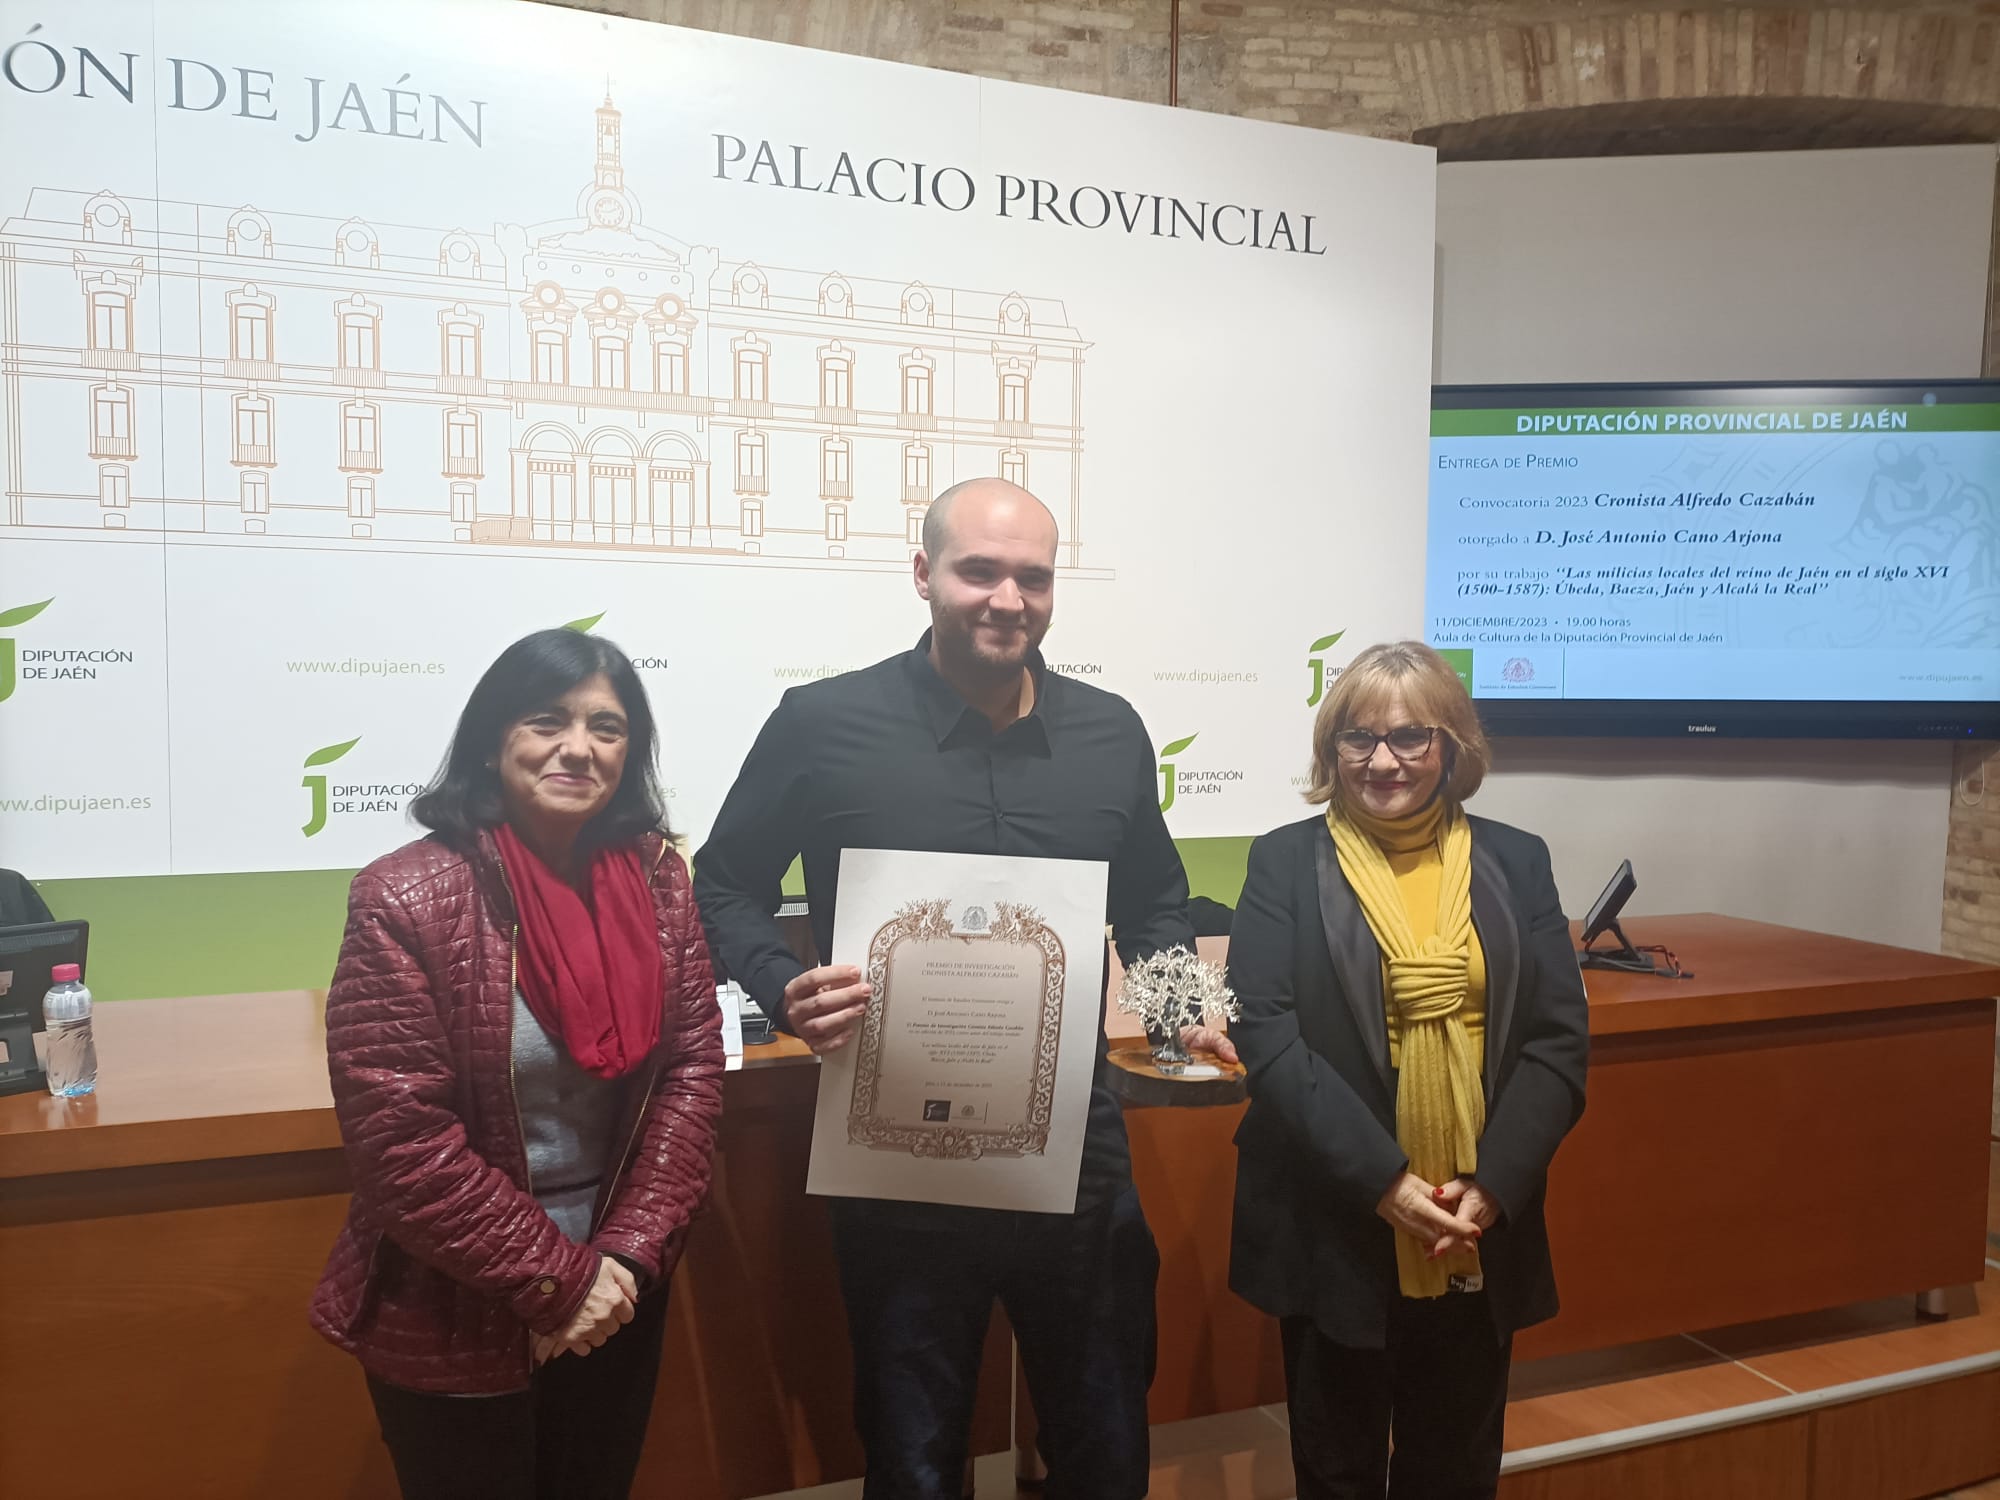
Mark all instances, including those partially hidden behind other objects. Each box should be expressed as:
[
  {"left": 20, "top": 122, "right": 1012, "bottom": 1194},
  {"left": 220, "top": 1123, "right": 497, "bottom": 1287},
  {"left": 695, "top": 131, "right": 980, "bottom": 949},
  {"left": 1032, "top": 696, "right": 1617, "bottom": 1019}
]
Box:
[
  {"left": 0, "top": 919, "right": 89, "bottom": 1095},
  {"left": 1575, "top": 862, "right": 1690, "bottom": 979}
]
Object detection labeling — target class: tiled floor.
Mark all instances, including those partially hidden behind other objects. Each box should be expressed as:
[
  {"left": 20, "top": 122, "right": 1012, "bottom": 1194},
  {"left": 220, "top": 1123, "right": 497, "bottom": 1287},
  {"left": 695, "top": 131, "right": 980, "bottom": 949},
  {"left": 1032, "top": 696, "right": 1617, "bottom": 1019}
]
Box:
[{"left": 754, "top": 1143, "right": 2000, "bottom": 1500}]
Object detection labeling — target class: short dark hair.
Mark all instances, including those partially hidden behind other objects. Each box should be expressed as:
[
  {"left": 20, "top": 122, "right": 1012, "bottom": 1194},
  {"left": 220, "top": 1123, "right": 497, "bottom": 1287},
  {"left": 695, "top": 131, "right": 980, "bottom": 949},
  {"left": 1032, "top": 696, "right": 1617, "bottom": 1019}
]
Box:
[{"left": 410, "top": 629, "right": 671, "bottom": 851}]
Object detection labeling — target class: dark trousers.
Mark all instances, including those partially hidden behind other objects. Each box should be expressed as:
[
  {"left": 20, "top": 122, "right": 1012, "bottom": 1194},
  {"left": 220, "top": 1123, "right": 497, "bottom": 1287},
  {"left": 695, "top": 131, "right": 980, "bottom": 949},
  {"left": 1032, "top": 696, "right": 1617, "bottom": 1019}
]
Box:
[
  {"left": 831, "top": 1186, "right": 1160, "bottom": 1500},
  {"left": 1281, "top": 1294, "right": 1511, "bottom": 1500},
  {"left": 364, "top": 1285, "right": 670, "bottom": 1500}
]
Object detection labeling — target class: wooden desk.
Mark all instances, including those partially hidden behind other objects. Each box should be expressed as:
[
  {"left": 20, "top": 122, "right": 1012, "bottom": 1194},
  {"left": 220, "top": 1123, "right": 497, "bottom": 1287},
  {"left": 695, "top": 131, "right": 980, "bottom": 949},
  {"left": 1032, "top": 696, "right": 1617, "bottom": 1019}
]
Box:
[
  {"left": 1524, "top": 913, "right": 1998, "bottom": 1359},
  {"left": 1113, "top": 912, "right": 2000, "bottom": 1416},
  {"left": 0, "top": 995, "right": 1008, "bottom": 1500},
  {"left": 2, "top": 915, "right": 1992, "bottom": 1497}
]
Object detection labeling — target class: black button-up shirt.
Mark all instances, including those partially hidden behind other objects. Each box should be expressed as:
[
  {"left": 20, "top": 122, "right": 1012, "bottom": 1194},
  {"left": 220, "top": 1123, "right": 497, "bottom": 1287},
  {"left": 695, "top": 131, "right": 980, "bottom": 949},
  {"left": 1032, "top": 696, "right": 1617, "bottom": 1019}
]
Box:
[{"left": 693, "top": 632, "right": 1194, "bottom": 1212}]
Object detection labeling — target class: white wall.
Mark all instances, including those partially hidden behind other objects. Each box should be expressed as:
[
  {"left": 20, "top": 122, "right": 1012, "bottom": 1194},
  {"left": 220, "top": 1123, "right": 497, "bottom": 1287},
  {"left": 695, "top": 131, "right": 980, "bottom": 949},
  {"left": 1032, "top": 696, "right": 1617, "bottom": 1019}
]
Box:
[{"left": 1435, "top": 144, "right": 1996, "bottom": 950}]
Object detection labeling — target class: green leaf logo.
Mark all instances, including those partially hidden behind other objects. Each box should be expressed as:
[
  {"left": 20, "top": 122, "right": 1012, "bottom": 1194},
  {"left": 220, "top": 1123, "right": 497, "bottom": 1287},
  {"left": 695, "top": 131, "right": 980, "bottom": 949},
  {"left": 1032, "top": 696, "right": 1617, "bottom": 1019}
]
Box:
[
  {"left": 563, "top": 612, "right": 605, "bottom": 633},
  {"left": 1308, "top": 631, "right": 1345, "bottom": 654},
  {"left": 304, "top": 737, "right": 361, "bottom": 769},
  {"left": 1160, "top": 734, "right": 1198, "bottom": 760},
  {"left": 0, "top": 598, "right": 53, "bottom": 629}
]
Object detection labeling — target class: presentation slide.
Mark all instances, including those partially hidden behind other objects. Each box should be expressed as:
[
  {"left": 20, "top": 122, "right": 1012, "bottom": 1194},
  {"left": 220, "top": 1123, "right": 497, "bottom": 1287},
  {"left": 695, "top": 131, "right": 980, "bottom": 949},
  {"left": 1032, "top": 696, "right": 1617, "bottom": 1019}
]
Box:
[{"left": 1425, "top": 390, "right": 2000, "bottom": 705}]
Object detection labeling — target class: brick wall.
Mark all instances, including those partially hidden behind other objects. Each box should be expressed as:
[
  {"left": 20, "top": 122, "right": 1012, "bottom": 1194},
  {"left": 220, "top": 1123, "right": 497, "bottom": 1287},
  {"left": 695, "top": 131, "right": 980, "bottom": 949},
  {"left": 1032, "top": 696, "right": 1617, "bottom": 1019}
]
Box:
[
  {"left": 548, "top": 0, "right": 2000, "bottom": 1130},
  {"left": 1955, "top": 155, "right": 2000, "bottom": 1138},
  {"left": 548, "top": 2, "right": 2000, "bottom": 135}
]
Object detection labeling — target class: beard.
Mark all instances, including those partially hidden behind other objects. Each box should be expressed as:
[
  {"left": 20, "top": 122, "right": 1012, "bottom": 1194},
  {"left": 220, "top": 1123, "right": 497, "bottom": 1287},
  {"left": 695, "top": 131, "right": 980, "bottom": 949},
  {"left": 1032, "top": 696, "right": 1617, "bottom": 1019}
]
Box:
[{"left": 931, "top": 601, "right": 1046, "bottom": 682}]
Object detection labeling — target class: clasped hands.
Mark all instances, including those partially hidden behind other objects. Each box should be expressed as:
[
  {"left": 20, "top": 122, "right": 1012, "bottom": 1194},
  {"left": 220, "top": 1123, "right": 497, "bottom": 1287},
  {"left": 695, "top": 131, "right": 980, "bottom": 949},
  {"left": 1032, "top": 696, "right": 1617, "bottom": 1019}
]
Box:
[
  {"left": 1375, "top": 1171, "right": 1500, "bottom": 1260},
  {"left": 532, "top": 1255, "right": 638, "bottom": 1366}
]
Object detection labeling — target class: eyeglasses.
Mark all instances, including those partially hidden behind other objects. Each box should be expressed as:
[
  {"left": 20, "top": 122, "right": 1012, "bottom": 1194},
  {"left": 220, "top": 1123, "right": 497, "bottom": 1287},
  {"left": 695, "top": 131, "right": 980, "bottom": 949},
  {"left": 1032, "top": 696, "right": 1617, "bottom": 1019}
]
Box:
[{"left": 1332, "top": 726, "right": 1439, "bottom": 764}]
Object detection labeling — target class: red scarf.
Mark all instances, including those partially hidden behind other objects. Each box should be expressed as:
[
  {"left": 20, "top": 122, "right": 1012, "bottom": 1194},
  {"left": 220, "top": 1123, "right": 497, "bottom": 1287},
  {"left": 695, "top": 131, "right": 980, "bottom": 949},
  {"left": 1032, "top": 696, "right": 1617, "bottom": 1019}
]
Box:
[{"left": 495, "top": 824, "right": 664, "bottom": 1079}]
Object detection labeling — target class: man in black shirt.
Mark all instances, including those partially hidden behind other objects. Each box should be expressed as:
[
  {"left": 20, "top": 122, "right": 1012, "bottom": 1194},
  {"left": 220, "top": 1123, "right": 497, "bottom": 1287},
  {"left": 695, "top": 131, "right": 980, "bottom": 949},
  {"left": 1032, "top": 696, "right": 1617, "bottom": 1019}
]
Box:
[{"left": 695, "top": 479, "right": 1223, "bottom": 1499}]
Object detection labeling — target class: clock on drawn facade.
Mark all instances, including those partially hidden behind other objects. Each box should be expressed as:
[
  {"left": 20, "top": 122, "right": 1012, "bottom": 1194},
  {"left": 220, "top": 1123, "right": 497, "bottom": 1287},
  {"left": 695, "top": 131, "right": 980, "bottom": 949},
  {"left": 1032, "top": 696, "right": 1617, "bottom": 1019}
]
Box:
[{"left": 588, "top": 190, "right": 630, "bottom": 230}]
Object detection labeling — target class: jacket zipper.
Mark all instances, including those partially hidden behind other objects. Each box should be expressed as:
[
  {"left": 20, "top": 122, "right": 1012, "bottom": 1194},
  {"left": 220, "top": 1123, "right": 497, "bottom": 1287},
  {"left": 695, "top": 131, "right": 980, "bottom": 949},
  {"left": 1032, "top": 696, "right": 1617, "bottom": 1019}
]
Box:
[
  {"left": 495, "top": 848, "right": 537, "bottom": 1383},
  {"left": 589, "top": 837, "right": 673, "bottom": 1237}
]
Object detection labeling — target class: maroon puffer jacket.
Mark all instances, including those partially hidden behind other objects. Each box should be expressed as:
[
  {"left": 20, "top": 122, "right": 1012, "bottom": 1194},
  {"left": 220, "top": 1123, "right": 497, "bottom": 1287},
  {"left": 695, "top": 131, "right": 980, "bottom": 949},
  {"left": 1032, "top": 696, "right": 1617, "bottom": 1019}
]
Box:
[{"left": 309, "top": 830, "right": 723, "bottom": 1394}]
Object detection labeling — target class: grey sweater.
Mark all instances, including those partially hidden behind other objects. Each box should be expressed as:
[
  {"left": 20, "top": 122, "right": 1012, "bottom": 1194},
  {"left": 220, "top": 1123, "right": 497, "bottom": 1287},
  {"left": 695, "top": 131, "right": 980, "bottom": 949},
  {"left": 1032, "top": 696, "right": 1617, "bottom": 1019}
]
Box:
[{"left": 511, "top": 992, "right": 628, "bottom": 1244}]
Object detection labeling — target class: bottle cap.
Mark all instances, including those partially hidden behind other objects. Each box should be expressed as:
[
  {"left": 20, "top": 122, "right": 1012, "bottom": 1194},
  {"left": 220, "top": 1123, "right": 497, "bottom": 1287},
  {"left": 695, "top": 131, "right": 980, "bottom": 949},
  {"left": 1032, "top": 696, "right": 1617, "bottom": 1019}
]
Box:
[{"left": 51, "top": 963, "right": 81, "bottom": 983}]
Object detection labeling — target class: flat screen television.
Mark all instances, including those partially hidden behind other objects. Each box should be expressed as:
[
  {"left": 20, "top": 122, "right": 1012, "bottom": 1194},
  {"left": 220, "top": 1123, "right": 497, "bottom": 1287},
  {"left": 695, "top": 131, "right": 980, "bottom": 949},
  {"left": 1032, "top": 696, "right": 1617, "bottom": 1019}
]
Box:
[{"left": 1425, "top": 380, "right": 2000, "bottom": 738}]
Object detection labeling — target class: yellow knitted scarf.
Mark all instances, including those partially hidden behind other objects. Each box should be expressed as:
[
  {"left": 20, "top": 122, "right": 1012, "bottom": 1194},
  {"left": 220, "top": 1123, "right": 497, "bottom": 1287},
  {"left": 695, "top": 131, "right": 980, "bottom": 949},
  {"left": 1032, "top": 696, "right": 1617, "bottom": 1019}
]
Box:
[{"left": 1328, "top": 799, "right": 1484, "bottom": 1299}]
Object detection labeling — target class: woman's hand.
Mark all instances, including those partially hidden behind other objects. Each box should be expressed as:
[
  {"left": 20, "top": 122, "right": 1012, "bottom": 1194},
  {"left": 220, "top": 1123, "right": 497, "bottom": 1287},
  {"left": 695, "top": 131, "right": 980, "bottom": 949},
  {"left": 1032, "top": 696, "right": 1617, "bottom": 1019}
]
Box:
[
  {"left": 1424, "top": 1177, "right": 1500, "bottom": 1257},
  {"left": 1180, "top": 1024, "right": 1239, "bottom": 1065},
  {"left": 1436, "top": 1176, "right": 1500, "bottom": 1230},
  {"left": 534, "top": 1256, "right": 638, "bottom": 1363},
  {"left": 1375, "top": 1171, "right": 1482, "bottom": 1258}
]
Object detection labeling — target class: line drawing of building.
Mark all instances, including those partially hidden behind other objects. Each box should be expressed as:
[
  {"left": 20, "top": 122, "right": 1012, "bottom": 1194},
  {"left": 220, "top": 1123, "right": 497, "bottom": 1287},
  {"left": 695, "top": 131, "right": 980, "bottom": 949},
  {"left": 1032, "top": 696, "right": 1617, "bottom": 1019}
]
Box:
[{"left": 0, "top": 95, "right": 1097, "bottom": 570}]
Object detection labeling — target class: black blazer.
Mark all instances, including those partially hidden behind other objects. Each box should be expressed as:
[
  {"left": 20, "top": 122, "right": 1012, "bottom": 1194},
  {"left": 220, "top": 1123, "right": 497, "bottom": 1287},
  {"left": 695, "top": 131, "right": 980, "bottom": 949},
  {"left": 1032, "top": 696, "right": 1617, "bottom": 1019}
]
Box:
[{"left": 1227, "top": 813, "right": 1588, "bottom": 1348}]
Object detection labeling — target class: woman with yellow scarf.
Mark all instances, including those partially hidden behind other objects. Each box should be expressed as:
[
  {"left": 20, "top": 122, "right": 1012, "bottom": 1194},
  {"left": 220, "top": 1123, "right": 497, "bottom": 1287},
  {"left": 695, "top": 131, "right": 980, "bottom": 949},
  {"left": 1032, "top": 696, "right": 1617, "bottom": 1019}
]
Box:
[{"left": 1227, "top": 641, "right": 1588, "bottom": 1499}]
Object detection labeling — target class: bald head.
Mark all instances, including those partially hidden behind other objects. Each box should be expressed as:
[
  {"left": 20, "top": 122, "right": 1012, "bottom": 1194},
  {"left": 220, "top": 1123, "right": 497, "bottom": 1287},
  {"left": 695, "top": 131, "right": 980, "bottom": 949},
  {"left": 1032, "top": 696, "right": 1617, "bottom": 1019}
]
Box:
[
  {"left": 921, "top": 479, "right": 1057, "bottom": 564},
  {"left": 914, "top": 478, "right": 1058, "bottom": 685}
]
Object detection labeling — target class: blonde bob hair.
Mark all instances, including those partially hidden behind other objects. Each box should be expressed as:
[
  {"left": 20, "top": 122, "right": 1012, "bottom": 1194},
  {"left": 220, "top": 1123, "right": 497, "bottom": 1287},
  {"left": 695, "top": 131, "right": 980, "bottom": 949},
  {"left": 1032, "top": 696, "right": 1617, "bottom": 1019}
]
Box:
[{"left": 1304, "top": 640, "right": 1491, "bottom": 810}]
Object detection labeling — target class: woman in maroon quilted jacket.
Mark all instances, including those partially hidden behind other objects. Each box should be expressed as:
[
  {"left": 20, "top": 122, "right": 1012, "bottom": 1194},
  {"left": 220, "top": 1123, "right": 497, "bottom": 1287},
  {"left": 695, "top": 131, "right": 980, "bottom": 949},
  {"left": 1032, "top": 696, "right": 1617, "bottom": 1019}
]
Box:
[{"left": 310, "top": 628, "right": 724, "bottom": 1500}]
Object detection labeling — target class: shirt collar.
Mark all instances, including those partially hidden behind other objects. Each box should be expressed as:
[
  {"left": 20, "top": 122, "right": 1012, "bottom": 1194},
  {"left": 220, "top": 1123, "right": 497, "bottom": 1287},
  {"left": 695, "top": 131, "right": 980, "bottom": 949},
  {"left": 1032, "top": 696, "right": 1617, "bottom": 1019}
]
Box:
[{"left": 905, "top": 630, "right": 1054, "bottom": 751}]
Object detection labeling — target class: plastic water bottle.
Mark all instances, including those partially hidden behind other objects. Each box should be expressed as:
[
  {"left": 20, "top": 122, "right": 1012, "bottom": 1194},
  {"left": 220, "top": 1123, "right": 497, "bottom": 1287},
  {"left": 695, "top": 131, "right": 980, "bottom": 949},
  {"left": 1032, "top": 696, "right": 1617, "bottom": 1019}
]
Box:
[{"left": 43, "top": 963, "right": 96, "bottom": 1098}]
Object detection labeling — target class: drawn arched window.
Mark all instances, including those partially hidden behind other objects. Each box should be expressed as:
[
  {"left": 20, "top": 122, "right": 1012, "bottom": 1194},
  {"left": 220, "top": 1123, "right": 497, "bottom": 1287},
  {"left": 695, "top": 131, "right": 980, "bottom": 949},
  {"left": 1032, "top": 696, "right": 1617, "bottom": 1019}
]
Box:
[
  {"left": 232, "top": 300, "right": 271, "bottom": 362},
  {"left": 338, "top": 298, "right": 380, "bottom": 371},
  {"left": 586, "top": 288, "right": 634, "bottom": 390},
  {"left": 585, "top": 430, "right": 638, "bottom": 541},
  {"left": 89, "top": 384, "right": 133, "bottom": 460},
  {"left": 83, "top": 192, "right": 131, "bottom": 245},
  {"left": 818, "top": 274, "right": 854, "bottom": 319},
  {"left": 1001, "top": 370, "right": 1029, "bottom": 425},
  {"left": 89, "top": 286, "right": 131, "bottom": 352},
  {"left": 233, "top": 394, "right": 273, "bottom": 465},
  {"left": 347, "top": 476, "right": 376, "bottom": 519},
  {"left": 654, "top": 335, "right": 688, "bottom": 396},
  {"left": 903, "top": 442, "right": 931, "bottom": 504},
  {"left": 824, "top": 503, "right": 848, "bottom": 544},
  {"left": 735, "top": 430, "right": 767, "bottom": 494},
  {"left": 900, "top": 282, "right": 934, "bottom": 327},
  {"left": 100, "top": 465, "right": 131, "bottom": 510},
  {"left": 902, "top": 362, "right": 932, "bottom": 418},
  {"left": 438, "top": 231, "right": 482, "bottom": 278},
  {"left": 334, "top": 218, "right": 380, "bottom": 269},
  {"left": 523, "top": 283, "right": 574, "bottom": 385},
  {"left": 444, "top": 409, "right": 481, "bottom": 478},
  {"left": 735, "top": 343, "right": 768, "bottom": 403},
  {"left": 818, "top": 344, "right": 852, "bottom": 411},
  {"left": 228, "top": 208, "right": 274, "bottom": 258},
  {"left": 998, "top": 294, "right": 1032, "bottom": 335},
  {"left": 523, "top": 425, "right": 579, "bottom": 535},
  {"left": 594, "top": 329, "right": 629, "bottom": 390},
  {"left": 821, "top": 437, "right": 851, "bottom": 500},
  {"left": 732, "top": 265, "right": 768, "bottom": 309},
  {"left": 440, "top": 309, "right": 482, "bottom": 379},
  {"left": 450, "top": 481, "right": 476, "bottom": 524},
  {"left": 340, "top": 401, "right": 381, "bottom": 471},
  {"left": 239, "top": 471, "right": 269, "bottom": 515},
  {"left": 1001, "top": 448, "right": 1026, "bottom": 487},
  {"left": 533, "top": 326, "right": 568, "bottom": 384},
  {"left": 645, "top": 292, "right": 693, "bottom": 399}
]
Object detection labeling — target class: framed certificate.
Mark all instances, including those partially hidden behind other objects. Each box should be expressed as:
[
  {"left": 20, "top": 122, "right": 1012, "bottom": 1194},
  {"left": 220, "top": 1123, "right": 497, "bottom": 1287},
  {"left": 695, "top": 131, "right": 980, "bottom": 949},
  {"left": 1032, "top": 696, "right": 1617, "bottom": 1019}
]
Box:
[{"left": 806, "top": 848, "right": 1109, "bottom": 1212}]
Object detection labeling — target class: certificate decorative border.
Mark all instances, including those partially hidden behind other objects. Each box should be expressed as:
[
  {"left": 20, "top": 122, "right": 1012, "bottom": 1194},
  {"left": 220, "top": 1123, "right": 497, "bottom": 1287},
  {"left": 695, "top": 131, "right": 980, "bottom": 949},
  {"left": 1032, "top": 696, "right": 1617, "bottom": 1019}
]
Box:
[{"left": 846, "top": 898, "right": 1065, "bottom": 1159}]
